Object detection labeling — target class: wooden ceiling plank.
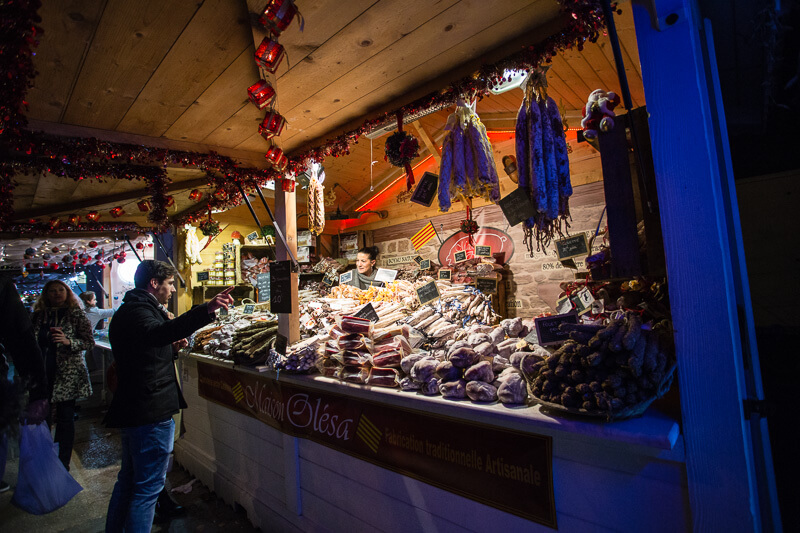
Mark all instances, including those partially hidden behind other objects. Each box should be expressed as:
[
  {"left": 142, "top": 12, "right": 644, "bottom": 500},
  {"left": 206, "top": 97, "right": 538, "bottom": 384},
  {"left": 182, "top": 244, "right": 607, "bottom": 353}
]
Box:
[
  {"left": 575, "top": 42, "right": 625, "bottom": 101},
  {"left": 544, "top": 68, "right": 585, "bottom": 110},
  {"left": 61, "top": 0, "right": 201, "bottom": 130},
  {"left": 163, "top": 46, "right": 259, "bottom": 143},
  {"left": 548, "top": 55, "right": 595, "bottom": 106},
  {"left": 206, "top": 103, "right": 268, "bottom": 151},
  {"left": 27, "top": 0, "right": 108, "bottom": 123},
  {"left": 260, "top": 0, "right": 460, "bottom": 115},
  {"left": 412, "top": 121, "right": 442, "bottom": 165},
  {"left": 116, "top": 0, "right": 253, "bottom": 137},
  {"left": 279, "top": 0, "right": 561, "bottom": 152}
]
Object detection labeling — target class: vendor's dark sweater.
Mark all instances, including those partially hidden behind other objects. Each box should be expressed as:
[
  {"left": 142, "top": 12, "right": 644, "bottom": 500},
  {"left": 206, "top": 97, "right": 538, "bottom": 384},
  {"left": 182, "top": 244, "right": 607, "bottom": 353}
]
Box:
[{"left": 104, "top": 288, "right": 213, "bottom": 428}]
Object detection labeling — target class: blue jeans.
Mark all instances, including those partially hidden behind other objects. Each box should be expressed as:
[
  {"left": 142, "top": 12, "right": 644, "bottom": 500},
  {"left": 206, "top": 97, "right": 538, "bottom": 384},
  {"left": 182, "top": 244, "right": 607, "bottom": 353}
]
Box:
[{"left": 105, "top": 419, "right": 174, "bottom": 532}]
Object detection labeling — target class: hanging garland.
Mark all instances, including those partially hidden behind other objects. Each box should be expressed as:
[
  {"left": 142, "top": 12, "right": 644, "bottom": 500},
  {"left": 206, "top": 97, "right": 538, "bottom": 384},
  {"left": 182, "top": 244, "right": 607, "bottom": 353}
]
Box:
[
  {"left": 0, "top": 0, "right": 609, "bottom": 232},
  {"left": 384, "top": 112, "right": 420, "bottom": 190}
]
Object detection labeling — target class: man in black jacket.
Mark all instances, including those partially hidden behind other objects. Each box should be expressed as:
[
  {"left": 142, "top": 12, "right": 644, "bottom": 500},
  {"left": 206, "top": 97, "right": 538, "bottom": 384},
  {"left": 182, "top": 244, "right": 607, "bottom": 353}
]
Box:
[{"left": 104, "top": 260, "right": 232, "bottom": 532}]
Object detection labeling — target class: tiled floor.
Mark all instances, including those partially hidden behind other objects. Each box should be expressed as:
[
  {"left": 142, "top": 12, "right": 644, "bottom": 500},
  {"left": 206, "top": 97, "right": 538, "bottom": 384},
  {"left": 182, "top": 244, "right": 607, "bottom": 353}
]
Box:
[{"left": 0, "top": 390, "right": 258, "bottom": 532}]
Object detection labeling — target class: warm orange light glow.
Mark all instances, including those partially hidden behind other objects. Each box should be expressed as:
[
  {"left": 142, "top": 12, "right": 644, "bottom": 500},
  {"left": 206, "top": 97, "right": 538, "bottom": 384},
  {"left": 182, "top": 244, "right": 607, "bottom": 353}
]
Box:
[{"left": 356, "top": 155, "right": 435, "bottom": 211}]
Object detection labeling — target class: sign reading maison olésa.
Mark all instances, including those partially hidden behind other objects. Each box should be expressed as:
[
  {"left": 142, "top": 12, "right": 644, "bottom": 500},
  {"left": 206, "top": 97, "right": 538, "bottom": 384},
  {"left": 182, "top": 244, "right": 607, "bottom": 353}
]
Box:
[{"left": 196, "top": 362, "right": 556, "bottom": 528}]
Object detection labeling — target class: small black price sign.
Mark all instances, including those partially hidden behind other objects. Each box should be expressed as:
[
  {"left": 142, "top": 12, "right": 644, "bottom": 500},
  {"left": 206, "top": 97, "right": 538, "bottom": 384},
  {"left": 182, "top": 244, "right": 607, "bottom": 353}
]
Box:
[
  {"left": 323, "top": 272, "right": 336, "bottom": 286},
  {"left": 410, "top": 172, "right": 439, "bottom": 207},
  {"left": 475, "top": 277, "right": 498, "bottom": 294},
  {"left": 416, "top": 280, "right": 440, "bottom": 305},
  {"left": 246, "top": 231, "right": 259, "bottom": 243},
  {"left": 454, "top": 250, "right": 468, "bottom": 263},
  {"left": 555, "top": 234, "right": 589, "bottom": 261},
  {"left": 419, "top": 259, "right": 431, "bottom": 270},
  {"left": 274, "top": 333, "right": 288, "bottom": 356},
  {"left": 533, "top": 312, "right": 579, "bottom": 346},
  {"left": 256, "top": 272, "right": 270, "bottom": 303},
  {"left": 339, "top": 270, "right": 353, "bottom": 285},
  {"left": 196, "top": 271, "right": 210, "bottom": 282},
  {"left": 498, "top": 187, "right": 537, "bottom": 227},
  {"left": 243, "top": 304, "right": 255, "bottom": 314},
  {"left": 438, "top": 268, "right": 452, "bottom": 280},
  {"left": 270, "top": 260, "right": 293, "bottom": 314},
  {"left": 413, "top": 255, "right": 424, "bottom": 265},
  {"left": 354, "top": 302, "right": 380, "bottom": 322},
  {"left": 475, "top": 245, "right": 492, "bottom": 258}
]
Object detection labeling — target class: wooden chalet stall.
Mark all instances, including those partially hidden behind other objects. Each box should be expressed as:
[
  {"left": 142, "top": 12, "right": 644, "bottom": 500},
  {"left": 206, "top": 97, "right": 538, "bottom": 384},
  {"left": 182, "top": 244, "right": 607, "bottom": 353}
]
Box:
[{"left": 1, "top": 0, "right": 784, "bottom": 531}]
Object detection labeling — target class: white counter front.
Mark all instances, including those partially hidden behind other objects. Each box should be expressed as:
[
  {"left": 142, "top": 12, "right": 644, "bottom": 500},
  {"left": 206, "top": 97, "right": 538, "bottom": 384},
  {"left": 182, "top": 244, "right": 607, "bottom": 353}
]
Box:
[{"left": 176, "top": 353, "right": 689, "bottom": 532}]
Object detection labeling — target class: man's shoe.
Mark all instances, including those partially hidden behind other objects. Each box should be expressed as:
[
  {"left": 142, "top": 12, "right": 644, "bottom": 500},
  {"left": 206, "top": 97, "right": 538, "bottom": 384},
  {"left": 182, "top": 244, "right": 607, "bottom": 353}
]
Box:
[
  {"left": 154, "top": 491, "right": 186, "bottom": 522},
  {"left": 0, "top": 481, "right": 10, "bottom": 493}
]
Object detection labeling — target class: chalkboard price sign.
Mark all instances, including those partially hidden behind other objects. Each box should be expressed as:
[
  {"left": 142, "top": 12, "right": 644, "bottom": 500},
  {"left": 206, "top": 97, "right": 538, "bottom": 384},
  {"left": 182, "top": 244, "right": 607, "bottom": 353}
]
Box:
[
  {"left": 196, "top": 271, "right": 209, "bottom": 282},
  {"left": 416, "top": 280, "right": 440, "bottom": 305},
  {"left": 498, "top": 187, "right": 537, "bottom": 227},
  {"left": 410, "top": 172, "right": 439, "bottom": 207},
  {"left": 270, "top": 260, "right": 292, "bottom": 314},
  {"left": 256, "top": 272, "right": 270, "bottom": 303},
  {"left": 413, "top": 255, "right": 424, "bottom": 265},
  {"left": 246, "top": 231, "right": 259, "bottom": 243},
  {"left": 555, "top": 234, "right": 589, "bottom": 261},
  {"left": 339, "top": 270, "right": 353, "bottom": 285},
  {"left": 419, "top": 259, "right": 431, "bottom": 270},
  {"left": 454, "top": 250, "right": 468, "bottom": 263},
  {"left": 475, "top": 277, "right": 498, "bottom": 294},
  {"left": 475, "top": 245, "right": 492, "bottom": 258},
  {"left": 243, "top": 304, "right": 255, "bottom": 314},
  {"left": 438, "top": 268, "right": 452, "bottom": 280},
  {"left": 275, "top": 333, "right": 288, "bottom": 356},
  {"left": 354, "top": 302, "right": 380, "bottom": 322},
  {"left": 533, "top": 313, "right": 579, "bottom": 346},
  {"left": 323, "top": 272, "right": 336, "bottom": 286}
]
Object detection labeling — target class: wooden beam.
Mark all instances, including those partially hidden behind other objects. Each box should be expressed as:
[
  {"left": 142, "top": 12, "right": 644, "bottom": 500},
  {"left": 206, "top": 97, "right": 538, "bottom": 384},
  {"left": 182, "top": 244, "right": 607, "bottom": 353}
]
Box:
[
  {"left": 13, "top": 177, "right": 210, "bottom": 220},
  {"left": 27, "top": 119, "right": 269, "bottom": 169},
  {"left": 412, "top": 121, "right": 441, "bottom": 165}
]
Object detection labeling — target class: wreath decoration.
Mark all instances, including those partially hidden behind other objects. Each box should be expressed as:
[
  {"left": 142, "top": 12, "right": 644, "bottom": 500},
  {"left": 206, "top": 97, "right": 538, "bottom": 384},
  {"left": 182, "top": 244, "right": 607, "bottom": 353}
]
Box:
[
  {"left": 384, "top": 112, "right": 420, "bottom": 190},
  {"left": 199, "top": 218, "right": 220, "bottom": 237}
]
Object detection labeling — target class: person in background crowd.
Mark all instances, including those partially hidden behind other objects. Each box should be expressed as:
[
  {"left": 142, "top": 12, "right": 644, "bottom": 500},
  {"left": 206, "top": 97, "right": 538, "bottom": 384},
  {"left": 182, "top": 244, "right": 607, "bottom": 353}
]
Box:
[
  {"left": 31, "top": 280, "right": 94, "bottom": 471},
  {"left": 0, "top": 275, "right": 49, "bottom": 494},
  {"left": 346, "top": 245, "right": 383, "bottom": 289},
  {"left": 80, "top": 291, "right": 116, "bottom": 331},
  {"left": 104, "top": 260, "right": 233, "bottom": 532}
]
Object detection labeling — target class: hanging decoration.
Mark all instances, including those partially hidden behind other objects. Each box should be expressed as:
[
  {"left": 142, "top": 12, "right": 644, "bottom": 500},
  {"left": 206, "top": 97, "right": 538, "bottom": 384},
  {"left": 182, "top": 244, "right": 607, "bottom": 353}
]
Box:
[
  {"left": 188, "top": 189, "right": 204, "bottom": 202},
  {"left": 198, "top": 215, "right": 221, "bottom": 237},
  {"left": 67, "top": 214, "right": 80, "bottom": 225},
  {"left": 109, "top": 206, "right": 125, "bottom": 218},
  {"left": 49, "top": 217, "right": 61, "bottom": 230},
  {"left": 258, "top": 0, "right": 303, "bottom": 36},
  {"left": 515, "top": 67, "right": 573, "bottom": 253},
  {"left": 580, "top": 88, "right": 620, "bottom": 149},
  {"left": 254, "top": 37, "right": 286, "bottom": 73},
  {"left": 247, "top": 80, "right": 277, "bottom": 109},
  {"left": 259, "top": 109, "right": 287, "bottom": 140},
  {"left": 384, "top": 112, "right": 420, "bottom": 190},
  {"left": 265, "top": 145, "right": 288, "bottom": 171},
  {"left": 437, "top": 98, "right": 501, "bottom": 213},
  {"left": 281, "top": 176, "right": 296, "bottom": 193},
  {"left": 85, "top": 211, "right": 100, "bottom": 222},
  {"left": 165, "top": 195, "right": 175, "bottom": 207},
  {"left": 306, "top": 162, "right": 325, "bottom": 236},
  {"left": 137, "top": 199, "right": 152, "bottom": 212}
]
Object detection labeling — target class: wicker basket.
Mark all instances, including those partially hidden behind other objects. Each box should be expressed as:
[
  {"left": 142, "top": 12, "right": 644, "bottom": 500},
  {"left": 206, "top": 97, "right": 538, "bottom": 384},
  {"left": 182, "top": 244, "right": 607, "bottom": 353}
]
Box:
[{"left": 527, "top": 361, "right": 677, "bottom": 422}]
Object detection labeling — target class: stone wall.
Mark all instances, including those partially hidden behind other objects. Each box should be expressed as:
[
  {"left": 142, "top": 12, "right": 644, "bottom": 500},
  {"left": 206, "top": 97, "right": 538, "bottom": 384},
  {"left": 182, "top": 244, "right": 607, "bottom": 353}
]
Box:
[{"left": 374, "top": 182, "right": 606, "bottom": 317}]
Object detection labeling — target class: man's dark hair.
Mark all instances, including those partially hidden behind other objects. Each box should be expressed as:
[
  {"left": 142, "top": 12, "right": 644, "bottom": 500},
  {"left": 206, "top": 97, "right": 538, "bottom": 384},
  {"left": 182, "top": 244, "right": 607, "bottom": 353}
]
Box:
[{"left": 133, "top": 260, "right": 177, "bottom": 289}]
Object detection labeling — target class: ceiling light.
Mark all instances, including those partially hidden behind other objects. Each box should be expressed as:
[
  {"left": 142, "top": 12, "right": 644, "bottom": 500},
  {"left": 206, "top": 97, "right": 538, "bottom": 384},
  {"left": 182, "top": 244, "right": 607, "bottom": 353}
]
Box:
[{"left": 489, "top": 69, "right": 529, "bottom": 95}]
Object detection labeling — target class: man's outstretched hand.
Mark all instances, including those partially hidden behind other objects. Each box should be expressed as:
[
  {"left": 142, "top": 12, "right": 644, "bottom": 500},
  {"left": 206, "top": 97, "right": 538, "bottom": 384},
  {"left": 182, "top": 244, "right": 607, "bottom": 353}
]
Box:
[{"left": 208, "top": 286, "right": 235, "bottom": 314}]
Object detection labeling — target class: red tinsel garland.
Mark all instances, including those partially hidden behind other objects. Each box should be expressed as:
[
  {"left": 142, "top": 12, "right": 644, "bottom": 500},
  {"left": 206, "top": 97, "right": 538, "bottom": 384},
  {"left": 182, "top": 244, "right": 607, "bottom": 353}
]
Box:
[{"left": 0, "top": 0, "right": 607, "bottom": 232}]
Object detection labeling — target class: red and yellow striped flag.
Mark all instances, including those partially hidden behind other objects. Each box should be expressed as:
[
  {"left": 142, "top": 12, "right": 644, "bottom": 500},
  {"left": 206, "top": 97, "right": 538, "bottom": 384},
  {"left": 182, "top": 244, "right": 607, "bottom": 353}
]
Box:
[{"left": 410, "top": 221, "right": 437, "bottom": 250}]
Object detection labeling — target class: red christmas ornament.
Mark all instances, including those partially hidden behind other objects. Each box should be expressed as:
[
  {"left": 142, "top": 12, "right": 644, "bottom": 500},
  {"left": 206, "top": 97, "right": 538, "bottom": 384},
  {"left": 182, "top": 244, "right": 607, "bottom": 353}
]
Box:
[
  {"left": 118, "top": 257, "right": 126, "bottom": 264},
  {"left": 258, "top": 0, "right": 299, "bottom": 36},
  {"left": 96, "top": 261, "right": 106, "bottom": 269},
  {"left": 281, "top": 178, "right": 296, "bottom": 193},
  {"left": 254, "top": 37, "right": 285, "bottom": 73},
  {"left": 247, "top": 80, "right": 276, "bottom": 109},
  {"left": 80, "top": 258, "right": 90, "bottom": 265},
  {"left": 94, "top": 253, "right": 103, "bottom": 260},
  {"left": 49, "top": 217, "right": 61, "bottom": 229},
  {"left": 28, "top": 218, "right": 38, "bottom": 224},
  {"left": 42, "top": 261, "right": 49, "bottom": 268},
  {"left": 71, "top": 261, "right": 77, "bottom": 267},
  {"left": 113, "top": 253, "right": 120, "bottom": 260},
  {"left": 165, "top": 195, "right": 175, "bottom": 207},
  {"left": 86, "top": 211, "right": 100, "bottom": 222},
  {"left": 51, "top": 247, "right": 60, "bottom": 253},
  {"left": 259, "top": 109, "right": 287, "bottom": 140},
  {"left": 213, "top": 189, "right": 228, "bottom": 200},
  {"left": 62, "top": 255, "right": 72, "bottom": 263},
  {"left": 88, "top": 240, "right": 98, "bottom": 248},
  {"left": 137, "top": 199, "right": 152, "bottom": 212},
  {"left": 67, "top": 214, "right": 80, "bottom": 225},
  {"left": 136, "top": 242, "right": 144, "bottom": 250},
  {"left": 265, "top": 145, "right": 288, "bottom": 171},
  {"left": 188, "top": 189, "right": 203, "bottom": 202},
  {"left": 110, "top": 206, "right": 125, "bottom": 218}
]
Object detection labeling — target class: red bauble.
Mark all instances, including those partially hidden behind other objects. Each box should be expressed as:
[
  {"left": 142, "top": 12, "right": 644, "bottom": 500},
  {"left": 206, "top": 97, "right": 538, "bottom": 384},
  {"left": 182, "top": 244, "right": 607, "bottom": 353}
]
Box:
[
  {"left": 81, "top": 258, "right": 90, "bottom": 265},
  {"left": 42, "top": 261, "right": 49, "bottom": 267},
  {"left": 118, "top": 257, "right": 126, "bottom": 264},
  {"left": 88, "top": 240, "right": 98, "bottom": 248},
  {"left": 136, "top": 242, "right": 144, "bottom": 250},
  {"left": 51, "top": 247, "right": 60, "bottom": 253}
]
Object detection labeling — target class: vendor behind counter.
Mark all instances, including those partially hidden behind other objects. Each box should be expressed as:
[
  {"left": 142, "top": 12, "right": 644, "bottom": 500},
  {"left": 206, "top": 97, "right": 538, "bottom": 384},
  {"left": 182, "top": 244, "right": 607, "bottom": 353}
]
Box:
[{"left": 345, "top": 246, "right": 384, "bottom": 290}]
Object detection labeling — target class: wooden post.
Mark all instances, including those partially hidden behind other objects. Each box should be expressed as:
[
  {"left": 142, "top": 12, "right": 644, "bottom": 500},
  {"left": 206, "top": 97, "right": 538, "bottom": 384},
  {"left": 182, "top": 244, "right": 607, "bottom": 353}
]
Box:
[{"left": 275, "top": 180, "right": 300, "bottom": 343}]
